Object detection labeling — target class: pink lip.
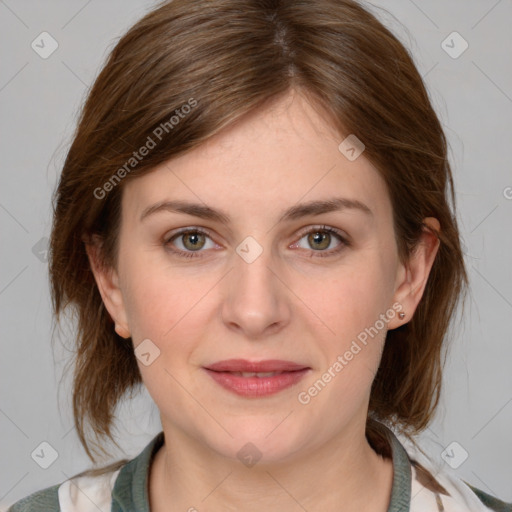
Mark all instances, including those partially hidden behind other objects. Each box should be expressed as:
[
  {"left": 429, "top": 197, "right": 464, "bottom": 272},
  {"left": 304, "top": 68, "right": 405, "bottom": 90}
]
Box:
[
  {"left": 203, "top": 359, "right": 310, "bottom": 397},
  {"left": 205, "top": 359, "right": 308, "bottom": 372}
]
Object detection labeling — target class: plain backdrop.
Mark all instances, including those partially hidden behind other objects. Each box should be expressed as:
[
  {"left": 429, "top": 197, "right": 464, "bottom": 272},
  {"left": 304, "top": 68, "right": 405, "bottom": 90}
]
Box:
[{"left": 1, "top": 0, "right": 511, "bottom": 508}]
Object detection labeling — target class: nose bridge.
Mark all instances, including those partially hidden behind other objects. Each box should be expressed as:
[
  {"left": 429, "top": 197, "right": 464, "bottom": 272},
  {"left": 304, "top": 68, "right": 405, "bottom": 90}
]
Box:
[
  {"left": 234, "top": 241, "right": 274, "bottom": 292},
  {"left": 221, "top": 235, "right": 290, "bottom": 336}
]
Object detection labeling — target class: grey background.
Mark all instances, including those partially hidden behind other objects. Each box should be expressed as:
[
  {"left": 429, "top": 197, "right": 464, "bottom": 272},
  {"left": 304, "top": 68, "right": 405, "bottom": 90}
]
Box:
[{"left": 1, "top": 0, "right": 511, "bottom": 508}]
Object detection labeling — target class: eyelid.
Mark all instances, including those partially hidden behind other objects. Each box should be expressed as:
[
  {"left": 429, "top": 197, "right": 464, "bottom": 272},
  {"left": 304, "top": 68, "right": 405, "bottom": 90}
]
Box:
[
  {"left": 293, "top": 224, "right": 349, "bottom": 243},
  {"left": 164, "top": 225, "right": 215, "bottom": 240},
  {"left": 163, "top": 226, "right": 219, "bottom": 248},
  {"left": 290, "top": 224, "right": 349, "bottom": 256},
  {"left": 162, "top": 227, "right": 219, "bottom": 260}
]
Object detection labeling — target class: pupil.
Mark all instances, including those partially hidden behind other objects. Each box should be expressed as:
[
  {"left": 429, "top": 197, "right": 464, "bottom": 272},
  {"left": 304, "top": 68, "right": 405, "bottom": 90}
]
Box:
[
  {"left": 184, "top": 232, "right": 204, "bottom": 250},
  {"left": 310, "top": 231, "right": 329, "bottom": 250}
]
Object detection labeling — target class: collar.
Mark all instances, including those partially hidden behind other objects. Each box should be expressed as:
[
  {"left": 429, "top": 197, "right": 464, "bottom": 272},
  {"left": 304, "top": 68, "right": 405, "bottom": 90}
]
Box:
[{"left": 111, "top": 423, "right": 411, "bottom": 512}]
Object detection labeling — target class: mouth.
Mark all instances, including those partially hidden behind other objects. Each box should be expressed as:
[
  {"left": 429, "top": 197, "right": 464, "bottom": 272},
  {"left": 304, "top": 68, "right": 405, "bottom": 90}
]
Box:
[
  {"left": 220, "top": 371, "right": 290, "bottom": 377},
  {"left": 203, "top": 359, "right": 311, "bottom": 397}
]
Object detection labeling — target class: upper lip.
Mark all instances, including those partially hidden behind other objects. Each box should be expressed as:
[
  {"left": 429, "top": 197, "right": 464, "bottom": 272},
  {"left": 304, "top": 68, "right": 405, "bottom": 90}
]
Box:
[{"left": 205, "top": 359, "right": 309, "bottom": 372}]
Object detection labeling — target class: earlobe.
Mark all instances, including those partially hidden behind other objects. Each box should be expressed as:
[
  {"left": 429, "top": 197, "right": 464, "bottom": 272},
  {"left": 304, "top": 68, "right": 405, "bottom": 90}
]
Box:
[
  {"left": 388, "top": 218, "right": 440, "bottom": 329},
  {"left": 84, "top": 238, "right": 130, "bottom": 337},
  {"left": 114, "top": 323, "right": 131, "bottom": 339}
]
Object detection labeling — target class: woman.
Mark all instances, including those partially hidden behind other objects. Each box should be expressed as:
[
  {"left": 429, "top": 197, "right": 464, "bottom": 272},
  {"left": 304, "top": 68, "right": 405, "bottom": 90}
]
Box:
[{"left": 8, "top": 0, "right": 511, "bottom": 510}]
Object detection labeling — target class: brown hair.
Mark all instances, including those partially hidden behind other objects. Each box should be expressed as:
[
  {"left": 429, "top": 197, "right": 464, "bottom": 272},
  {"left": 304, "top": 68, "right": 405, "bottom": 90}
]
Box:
[{"left": 49, "top": 0, "right": 467, "bottom": 466}]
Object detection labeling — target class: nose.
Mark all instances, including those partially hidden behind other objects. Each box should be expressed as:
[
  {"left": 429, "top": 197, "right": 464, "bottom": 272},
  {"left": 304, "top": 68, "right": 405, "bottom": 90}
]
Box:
[{"left": 220, "top": 243, "right": 291, "bottom": 340}]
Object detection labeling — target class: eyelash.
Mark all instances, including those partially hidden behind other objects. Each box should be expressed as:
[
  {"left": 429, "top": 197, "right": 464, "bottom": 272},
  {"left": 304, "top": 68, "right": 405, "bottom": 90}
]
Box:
[{"left": 163, "top": 225, "right": 349, "bottom": 259}]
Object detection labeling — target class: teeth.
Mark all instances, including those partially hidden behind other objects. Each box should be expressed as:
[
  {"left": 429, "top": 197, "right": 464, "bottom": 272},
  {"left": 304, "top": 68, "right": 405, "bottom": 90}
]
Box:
[{"left": 232, "top": 371, "right": 283, "bottom": 377}]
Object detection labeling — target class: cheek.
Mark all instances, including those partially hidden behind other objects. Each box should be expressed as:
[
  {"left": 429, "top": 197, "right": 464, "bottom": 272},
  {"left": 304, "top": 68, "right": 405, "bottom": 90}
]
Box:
[
  {"left": 312, "top": 260, "right": 395, "bottom": 336},
  {"left": 119, "top": 256, "right": 221, "bottom": 388},
  {"left": 121, "top": 266, "right": 205, "bottom": 404},
  {"left": 123, "top": 277, "right": 172, "bottom": 340},
  {"left": 298, "top": 276, "right": 389, "bottom": 420},
  {"left": 117, "top": 223, "right": 188, "bottom": 328},
  {"left": 303, "top": 250, "right": 396, "bottom": 386}
]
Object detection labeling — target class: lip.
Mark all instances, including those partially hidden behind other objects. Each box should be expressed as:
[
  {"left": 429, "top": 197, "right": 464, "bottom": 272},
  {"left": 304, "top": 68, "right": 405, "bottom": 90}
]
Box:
[
  {"left": 205, "top": 359, "right": 309, "bottom": 372},
  {"left": 203, "top": 359, "right": 310, "bottom": 397}
]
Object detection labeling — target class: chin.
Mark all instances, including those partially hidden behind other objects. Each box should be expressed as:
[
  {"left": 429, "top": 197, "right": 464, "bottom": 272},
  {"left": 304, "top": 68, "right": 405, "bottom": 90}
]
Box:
[{"left": 205, "top": 418, "right": 307, "bottom": 465}]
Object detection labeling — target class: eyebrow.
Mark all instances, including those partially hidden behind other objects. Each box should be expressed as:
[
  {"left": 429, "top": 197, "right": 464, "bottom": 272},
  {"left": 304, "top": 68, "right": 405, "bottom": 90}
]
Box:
[{"left": 139, "top": 197, "right": 373, "bottom": 224}]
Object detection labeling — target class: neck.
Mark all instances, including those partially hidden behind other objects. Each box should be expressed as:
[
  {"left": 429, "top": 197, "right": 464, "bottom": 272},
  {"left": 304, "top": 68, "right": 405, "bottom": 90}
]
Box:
[{"left": 149, "top": 421, "right": 394, "bottom": 512}]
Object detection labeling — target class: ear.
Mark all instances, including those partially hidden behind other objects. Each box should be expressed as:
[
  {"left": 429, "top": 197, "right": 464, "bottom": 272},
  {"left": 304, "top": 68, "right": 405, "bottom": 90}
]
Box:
[
  {"left": 84, "top": 236, "right": 131, "bottom": 339},
  {"left": 387, "top": 217, "right": 440, "bottom": 329}
]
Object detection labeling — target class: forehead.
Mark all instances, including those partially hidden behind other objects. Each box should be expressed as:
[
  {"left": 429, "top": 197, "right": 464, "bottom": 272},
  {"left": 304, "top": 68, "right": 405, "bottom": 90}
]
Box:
[{"left": 122, "top": 90, "right": 392, "bottom": 225}]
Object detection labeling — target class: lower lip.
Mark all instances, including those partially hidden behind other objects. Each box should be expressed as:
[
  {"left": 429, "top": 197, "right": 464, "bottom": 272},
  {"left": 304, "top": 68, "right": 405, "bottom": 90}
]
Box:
[{"left": 204, "top": 368, "right": 310, "bottom": 397}]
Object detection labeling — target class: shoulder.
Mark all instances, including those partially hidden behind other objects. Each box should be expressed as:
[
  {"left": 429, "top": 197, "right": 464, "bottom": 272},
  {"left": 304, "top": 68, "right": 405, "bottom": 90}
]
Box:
[
  {"left": 6, "top": 432, "right": 164, "bottom": 512},
  {"left": 6, "top": 467, "right": 122, "bottom": 512},
  {"left": 463, "top": 482, "right": 512, "bottom": 512},
  {"left": 6, "top": 484, "right": 61, "bottom": 512},
  {"left": 410, "top": 460, "right": 512, "bottom": 511},
  {"left": 381, "top": 426, "right": 511, "bottom": 512}
]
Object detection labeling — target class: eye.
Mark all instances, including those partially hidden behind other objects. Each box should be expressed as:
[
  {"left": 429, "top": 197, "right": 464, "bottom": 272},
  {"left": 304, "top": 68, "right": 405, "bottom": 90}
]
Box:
[
  {"left": 292, "top": 225, "right": 349, "bottom": 257},
  {"left": 164, "top": 225, "right": 349, "bottom": 260},
  {"left": 164, "top": 228, "right": 217, "bottom": 258}
]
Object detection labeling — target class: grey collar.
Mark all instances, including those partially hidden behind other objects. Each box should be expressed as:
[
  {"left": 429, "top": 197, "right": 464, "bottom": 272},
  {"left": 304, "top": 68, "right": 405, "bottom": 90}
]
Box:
[{"left": 111, "top": 423, "right": 411, "bottom": 511}]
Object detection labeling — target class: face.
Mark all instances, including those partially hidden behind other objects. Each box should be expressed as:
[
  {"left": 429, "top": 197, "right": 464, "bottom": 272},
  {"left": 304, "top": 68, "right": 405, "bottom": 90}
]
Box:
[{"left": 92, "top": 89, "right": 435, "bottom": 464}]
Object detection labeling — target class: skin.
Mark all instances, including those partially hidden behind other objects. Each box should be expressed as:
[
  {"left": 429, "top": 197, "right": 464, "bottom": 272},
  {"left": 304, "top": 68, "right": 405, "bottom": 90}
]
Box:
[{"left": 87, "top": 88, "right": 440, "bottom": 512}]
